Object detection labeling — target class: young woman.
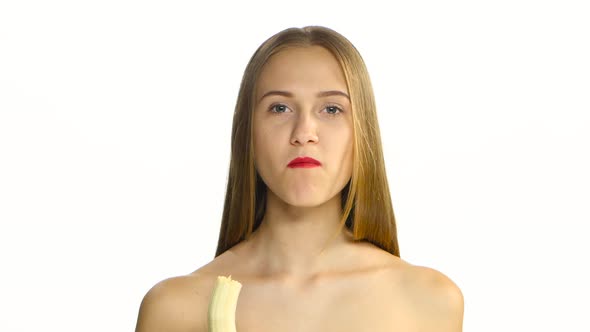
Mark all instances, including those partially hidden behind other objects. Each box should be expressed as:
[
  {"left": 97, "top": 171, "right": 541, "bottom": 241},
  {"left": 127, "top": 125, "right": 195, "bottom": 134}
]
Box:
[{"left": 135, "top": 26, "right": 464, "bottom": 332}]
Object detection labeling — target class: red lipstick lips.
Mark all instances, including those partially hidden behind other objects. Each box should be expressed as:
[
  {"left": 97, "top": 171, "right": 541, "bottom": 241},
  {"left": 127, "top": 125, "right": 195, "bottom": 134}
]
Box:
[{"left": 288, "top": 156, "right": 321, "bottom": 168}]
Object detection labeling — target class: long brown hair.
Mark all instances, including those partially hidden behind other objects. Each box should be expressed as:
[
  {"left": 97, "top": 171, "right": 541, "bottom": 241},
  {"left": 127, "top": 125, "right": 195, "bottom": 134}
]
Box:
[{"left": 214, "top": 26, "right": 399, "bottom": 258}]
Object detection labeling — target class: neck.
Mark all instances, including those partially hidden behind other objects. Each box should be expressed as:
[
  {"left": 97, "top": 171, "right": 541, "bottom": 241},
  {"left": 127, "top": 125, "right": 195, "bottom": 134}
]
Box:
[{"left": 246, "top": 190, "right": 354, "bottom": 281}]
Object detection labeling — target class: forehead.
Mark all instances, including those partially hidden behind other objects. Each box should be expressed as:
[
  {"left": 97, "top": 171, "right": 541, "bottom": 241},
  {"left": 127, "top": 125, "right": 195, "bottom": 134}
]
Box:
[{"left": 255, "top": 46, "right": 348, "bottom": 100}]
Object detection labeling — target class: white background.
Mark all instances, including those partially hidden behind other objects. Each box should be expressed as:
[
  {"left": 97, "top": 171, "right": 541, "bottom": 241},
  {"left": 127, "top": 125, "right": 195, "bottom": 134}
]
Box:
[{"left": 1, "top": 0, "right": 588, "bottom": 331}]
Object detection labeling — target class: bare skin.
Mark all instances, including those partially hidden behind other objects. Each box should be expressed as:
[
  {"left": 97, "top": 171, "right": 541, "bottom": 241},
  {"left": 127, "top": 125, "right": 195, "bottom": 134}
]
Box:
[
  {"left": 135, "top": 235, "right": 463, "bottom": 332},
  {"left": 135, "top": 46, "right": 463, "bottom": 331}
]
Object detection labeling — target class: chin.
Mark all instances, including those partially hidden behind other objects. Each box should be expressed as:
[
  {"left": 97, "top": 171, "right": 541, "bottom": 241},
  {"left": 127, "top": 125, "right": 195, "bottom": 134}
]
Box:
[
  {"left": 288, "top": 200, "right": 325, "bottom": 208},
  {"left": 282, "top": 193, "right": 329, "bottom": 208}
]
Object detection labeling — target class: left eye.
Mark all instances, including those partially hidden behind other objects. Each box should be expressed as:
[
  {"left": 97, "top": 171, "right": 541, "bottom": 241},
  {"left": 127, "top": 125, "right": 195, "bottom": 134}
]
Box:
[{"left": 324, "top": 105, "right": 343, "bottom": 115}]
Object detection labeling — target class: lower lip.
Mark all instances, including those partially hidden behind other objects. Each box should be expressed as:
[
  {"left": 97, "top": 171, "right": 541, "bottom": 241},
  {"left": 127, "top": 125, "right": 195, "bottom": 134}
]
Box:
[{"left": 288, "top": 163, "right": 320, "bottom": 168}]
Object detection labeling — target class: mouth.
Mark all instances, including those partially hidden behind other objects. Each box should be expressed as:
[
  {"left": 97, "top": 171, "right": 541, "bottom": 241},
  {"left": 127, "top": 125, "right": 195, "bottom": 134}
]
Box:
[
  {"left": 288, "top": 156, "right": 321, "bottom": 168},
  {"left": 288, "top": 163, "right": 320, "bottom": 168}
]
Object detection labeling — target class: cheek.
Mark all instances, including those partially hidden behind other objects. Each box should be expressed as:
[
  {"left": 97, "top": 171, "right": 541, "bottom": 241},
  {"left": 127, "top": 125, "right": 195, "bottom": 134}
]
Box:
[
  {"left": 253, "top": 133, "right": 264, "bottom": 170},
  {"left": 334, "top": 128, "right": 354, "bottom": 171},
  {"left": 253, "top": 125, "right": 281, "bottom": 169},
  {"left": 328, "top": 125, "right": 353, "bottom": 152}
]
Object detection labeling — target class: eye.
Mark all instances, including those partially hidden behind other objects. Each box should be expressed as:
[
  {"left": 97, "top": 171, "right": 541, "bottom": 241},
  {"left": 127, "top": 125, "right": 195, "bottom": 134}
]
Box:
[
  {"left": 268, "top": 103, "right": 344, "bottom": 117},
  {"left": 324, "top": 105, "right": 344, "bottom": 116},
  {"left": 269, "top": 103, "right": 290, "bottom": 114}
]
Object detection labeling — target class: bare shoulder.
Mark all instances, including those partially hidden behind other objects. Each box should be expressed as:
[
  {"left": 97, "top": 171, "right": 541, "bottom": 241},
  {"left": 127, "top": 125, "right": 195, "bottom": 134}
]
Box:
[
  {"left": 134, "top": 250, "right": 237, "bottom": 332},
  {"left": 134, "top": 271, "right": 218, "bottom": 332},
  {"left": 396, "top": 262, "right": 464, "bottom": 331},
  {"left": 345, "top": 243, "right": 463, "bottom": 330}
]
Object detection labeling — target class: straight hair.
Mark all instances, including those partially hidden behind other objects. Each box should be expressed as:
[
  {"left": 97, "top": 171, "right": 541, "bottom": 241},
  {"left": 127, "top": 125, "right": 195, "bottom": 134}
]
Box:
[{"left": 215, "top": 26, "right": 400, "bottom": 258}]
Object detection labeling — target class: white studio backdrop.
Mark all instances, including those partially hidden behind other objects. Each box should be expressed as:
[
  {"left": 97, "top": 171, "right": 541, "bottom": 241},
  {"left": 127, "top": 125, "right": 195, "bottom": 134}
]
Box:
[{"left": 1, "top": 0, "right": 588, "bottom": 331}]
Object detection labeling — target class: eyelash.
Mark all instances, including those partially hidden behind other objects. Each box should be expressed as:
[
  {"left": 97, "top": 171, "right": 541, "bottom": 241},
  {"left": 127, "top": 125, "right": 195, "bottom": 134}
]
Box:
[{"left": 268, "top": 103, "right": 344, "bottom": 117}]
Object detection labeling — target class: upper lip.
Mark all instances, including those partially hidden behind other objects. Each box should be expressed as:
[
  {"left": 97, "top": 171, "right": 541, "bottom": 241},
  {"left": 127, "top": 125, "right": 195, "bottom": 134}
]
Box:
[{"left": 288, "top": 156, "right": 321, "bottom": 166}]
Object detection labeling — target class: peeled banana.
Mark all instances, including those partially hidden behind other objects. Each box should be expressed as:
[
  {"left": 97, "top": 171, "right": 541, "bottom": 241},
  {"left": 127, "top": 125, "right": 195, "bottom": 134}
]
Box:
[{"left": 208, "top": 275, "right": 243, "bottom": 332}]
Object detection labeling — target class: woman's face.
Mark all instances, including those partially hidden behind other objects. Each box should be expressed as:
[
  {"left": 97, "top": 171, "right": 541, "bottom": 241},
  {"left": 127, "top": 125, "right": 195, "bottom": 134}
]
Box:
[{"left": 253, "top": 45, "right": 353, "bottom": 208}]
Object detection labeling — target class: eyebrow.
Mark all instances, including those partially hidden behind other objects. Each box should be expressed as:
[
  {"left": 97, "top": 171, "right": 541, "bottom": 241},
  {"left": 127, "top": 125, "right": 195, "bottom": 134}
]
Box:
[{"left": 258, "top": 90, "right": 350, "bottom": 103}]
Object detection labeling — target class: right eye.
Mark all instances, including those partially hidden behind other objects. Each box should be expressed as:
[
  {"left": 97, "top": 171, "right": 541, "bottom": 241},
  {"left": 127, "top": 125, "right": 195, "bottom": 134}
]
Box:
[{"left": 269, "top": 103, "right": 289, "bottom": 114}]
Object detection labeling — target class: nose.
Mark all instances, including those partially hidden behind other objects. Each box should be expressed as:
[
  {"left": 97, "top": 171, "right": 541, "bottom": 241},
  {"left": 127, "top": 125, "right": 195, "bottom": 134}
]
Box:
[{"left": 290, "top": 112, "right": 319, "bottom": 146}]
